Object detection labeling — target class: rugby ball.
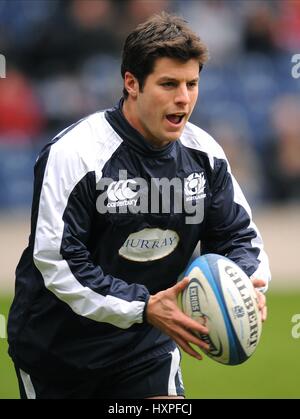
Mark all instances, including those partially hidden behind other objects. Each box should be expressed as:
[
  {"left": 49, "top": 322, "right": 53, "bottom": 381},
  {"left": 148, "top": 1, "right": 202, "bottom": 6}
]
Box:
[{"left": 181, "top": 253, "right": 262, "bottom": 365}]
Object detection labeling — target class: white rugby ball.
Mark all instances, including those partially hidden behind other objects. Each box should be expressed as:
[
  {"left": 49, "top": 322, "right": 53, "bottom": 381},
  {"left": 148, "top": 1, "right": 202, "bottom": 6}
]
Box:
[{"left": 181, "top": 253, "right": 262, "bottom": 365}]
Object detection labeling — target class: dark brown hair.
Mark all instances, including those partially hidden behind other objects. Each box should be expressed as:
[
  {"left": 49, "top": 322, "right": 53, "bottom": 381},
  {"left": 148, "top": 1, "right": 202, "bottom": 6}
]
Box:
[{"left": 121, "top": 12, "right": 209, "bottom": 99}]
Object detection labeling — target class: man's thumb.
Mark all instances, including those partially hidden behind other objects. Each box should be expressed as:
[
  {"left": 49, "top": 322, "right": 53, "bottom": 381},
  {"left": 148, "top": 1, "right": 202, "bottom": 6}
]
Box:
[{"left": 173, "top": 277, "right": 190, "bottom": 295}]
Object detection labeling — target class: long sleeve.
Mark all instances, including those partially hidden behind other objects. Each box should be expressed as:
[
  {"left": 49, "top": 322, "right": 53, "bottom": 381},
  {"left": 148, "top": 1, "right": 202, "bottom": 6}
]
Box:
[{"left": 33, "top": 121, "right": 149, "bottom": 329}]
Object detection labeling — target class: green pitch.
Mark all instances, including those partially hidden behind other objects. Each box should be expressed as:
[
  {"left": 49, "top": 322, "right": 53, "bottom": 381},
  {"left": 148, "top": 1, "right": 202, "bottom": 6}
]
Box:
[
  {"left": 0, "top": 295, "right": 18, "bottom": 399},
  {"left": 1, "top": 291, "right": 300, "bottom": 399}
]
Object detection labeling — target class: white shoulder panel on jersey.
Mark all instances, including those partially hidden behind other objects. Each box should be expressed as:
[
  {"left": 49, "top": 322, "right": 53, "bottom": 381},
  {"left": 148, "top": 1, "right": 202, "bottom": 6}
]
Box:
[
  {"left": 85, "top": 112, "right": 125, "bottom": 183},
  {"left": 181, "top": 121, "right": 271, "bottom": 288},
  {"left": 33, "top": 112, "right": 146, "bottom": 329},
  {"left": 180, "top": 122, "right": 227, "bottom": 170}
]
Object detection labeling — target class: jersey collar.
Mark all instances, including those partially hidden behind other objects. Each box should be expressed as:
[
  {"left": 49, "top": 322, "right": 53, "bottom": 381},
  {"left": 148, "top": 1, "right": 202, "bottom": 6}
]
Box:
[{"left": 105, "top": 99, "right": 176, "bottom": 158}]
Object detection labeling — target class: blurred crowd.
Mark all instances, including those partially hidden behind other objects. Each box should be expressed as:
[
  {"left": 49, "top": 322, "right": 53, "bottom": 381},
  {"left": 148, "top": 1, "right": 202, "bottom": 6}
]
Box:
[{"left": 0, "top": 0, "right": 300, "bottom": 209}]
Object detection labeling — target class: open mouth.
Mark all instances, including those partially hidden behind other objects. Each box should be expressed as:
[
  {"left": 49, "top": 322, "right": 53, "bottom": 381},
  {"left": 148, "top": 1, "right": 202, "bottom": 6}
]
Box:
[{"left": 166, "top": 114, "right": 185, "bottom": 125}]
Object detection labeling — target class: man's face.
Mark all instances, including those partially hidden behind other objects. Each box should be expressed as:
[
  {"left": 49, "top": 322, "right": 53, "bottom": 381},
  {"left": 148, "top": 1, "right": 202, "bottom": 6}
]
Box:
[{"left": 124, "top": 57, "right": 200, "bottom": 147}]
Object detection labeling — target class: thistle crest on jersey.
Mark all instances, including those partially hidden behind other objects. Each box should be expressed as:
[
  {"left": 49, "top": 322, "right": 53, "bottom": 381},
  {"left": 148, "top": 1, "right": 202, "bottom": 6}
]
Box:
[{"left": 184, "top": 172, "right": 206, "bottom": 201}]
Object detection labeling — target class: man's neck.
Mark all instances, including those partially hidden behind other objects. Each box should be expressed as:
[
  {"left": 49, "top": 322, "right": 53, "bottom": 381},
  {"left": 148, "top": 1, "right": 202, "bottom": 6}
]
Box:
[{"left": 121, "top": 99, "right": 170, "bottom": 149}]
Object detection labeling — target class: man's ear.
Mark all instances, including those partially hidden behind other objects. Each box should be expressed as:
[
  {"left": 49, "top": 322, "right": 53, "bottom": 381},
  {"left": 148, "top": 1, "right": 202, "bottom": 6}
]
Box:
[{"left": 124, "top": 71, "right": 139, "bottom": 98}]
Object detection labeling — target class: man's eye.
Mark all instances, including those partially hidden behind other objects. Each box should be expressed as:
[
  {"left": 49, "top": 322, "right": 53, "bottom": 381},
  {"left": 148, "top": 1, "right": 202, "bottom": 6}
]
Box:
[
  {"left": 188, "top": 82, "right": 198, "bottom": 88},
  {"left": 162, "top": 82, "right": 176, "bottom": 87}
]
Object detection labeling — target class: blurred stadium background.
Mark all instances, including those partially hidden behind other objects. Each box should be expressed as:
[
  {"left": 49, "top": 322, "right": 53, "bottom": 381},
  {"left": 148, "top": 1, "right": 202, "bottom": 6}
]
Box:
[{"left": 0, "top": 0, "right": 299, "bottom": 399}]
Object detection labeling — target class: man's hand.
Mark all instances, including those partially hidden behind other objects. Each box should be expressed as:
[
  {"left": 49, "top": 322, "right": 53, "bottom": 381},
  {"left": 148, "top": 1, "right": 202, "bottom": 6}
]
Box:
[
  {"left": 146, "top": 277, "right": 210, "bottom": 360},
  {"left": 252, "top": 278, "right": 267, "bottom": 322}
]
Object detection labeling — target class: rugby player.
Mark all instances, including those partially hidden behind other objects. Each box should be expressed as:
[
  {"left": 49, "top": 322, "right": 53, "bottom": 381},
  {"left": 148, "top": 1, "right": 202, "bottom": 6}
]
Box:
[{"left": 8, "top": 12, "right": 270, "bottom": 399}]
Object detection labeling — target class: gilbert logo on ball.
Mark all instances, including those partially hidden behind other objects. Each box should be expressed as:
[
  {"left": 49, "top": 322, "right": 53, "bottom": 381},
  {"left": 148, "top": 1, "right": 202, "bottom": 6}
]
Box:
[{"left": 181, "top": 253, "right": 262, "bottom": 365}]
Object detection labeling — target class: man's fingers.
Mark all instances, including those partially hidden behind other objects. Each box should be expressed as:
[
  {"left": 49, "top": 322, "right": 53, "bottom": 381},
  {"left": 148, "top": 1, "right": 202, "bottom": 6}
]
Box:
[
  {"left": 189, "top": 318, "right": 209, "bottom": 336},
  {"left": 252, "top": 278, "right": 266, "bottom": 288},
  {"left": 172, "top": 277, "right": 190, "bottom": 295},
  {"left": 176, "top": 310, "right": 209, "bottom": 335},
  {"left": 175, "top": 336, "right": 203, "bottom": 360},
  {"left": 256, "top": 291, "right": 266, "bottom": 310},
  {"left": 261, "top": 305, "right": 267, "bottom": 322},
  {"left": 175, "top": 327, "right": 210, "bottom": 352},
  {"left": 254, "top": 287, "right": 267, "bottom": 322}
]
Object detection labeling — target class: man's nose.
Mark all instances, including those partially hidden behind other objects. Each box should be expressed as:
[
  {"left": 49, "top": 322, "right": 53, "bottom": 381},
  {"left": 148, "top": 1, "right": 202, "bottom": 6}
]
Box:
[{"left": 174, "top": 85, "right": 190, "bottom": 105}]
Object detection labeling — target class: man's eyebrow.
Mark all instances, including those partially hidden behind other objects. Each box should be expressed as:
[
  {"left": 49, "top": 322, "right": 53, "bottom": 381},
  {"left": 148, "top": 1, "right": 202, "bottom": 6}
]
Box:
[
  {"left": 188, "top": 77, "right": 199, "bottom": 83},
  {"left": 157, "top": 76, "right": 199, "bottom": 82}
]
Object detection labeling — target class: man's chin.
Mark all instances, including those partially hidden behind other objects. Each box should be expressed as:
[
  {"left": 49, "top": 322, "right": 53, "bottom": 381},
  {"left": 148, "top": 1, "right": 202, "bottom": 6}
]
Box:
[{"left": 167, "top": 129, "right": 184, "bottom": 141}]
